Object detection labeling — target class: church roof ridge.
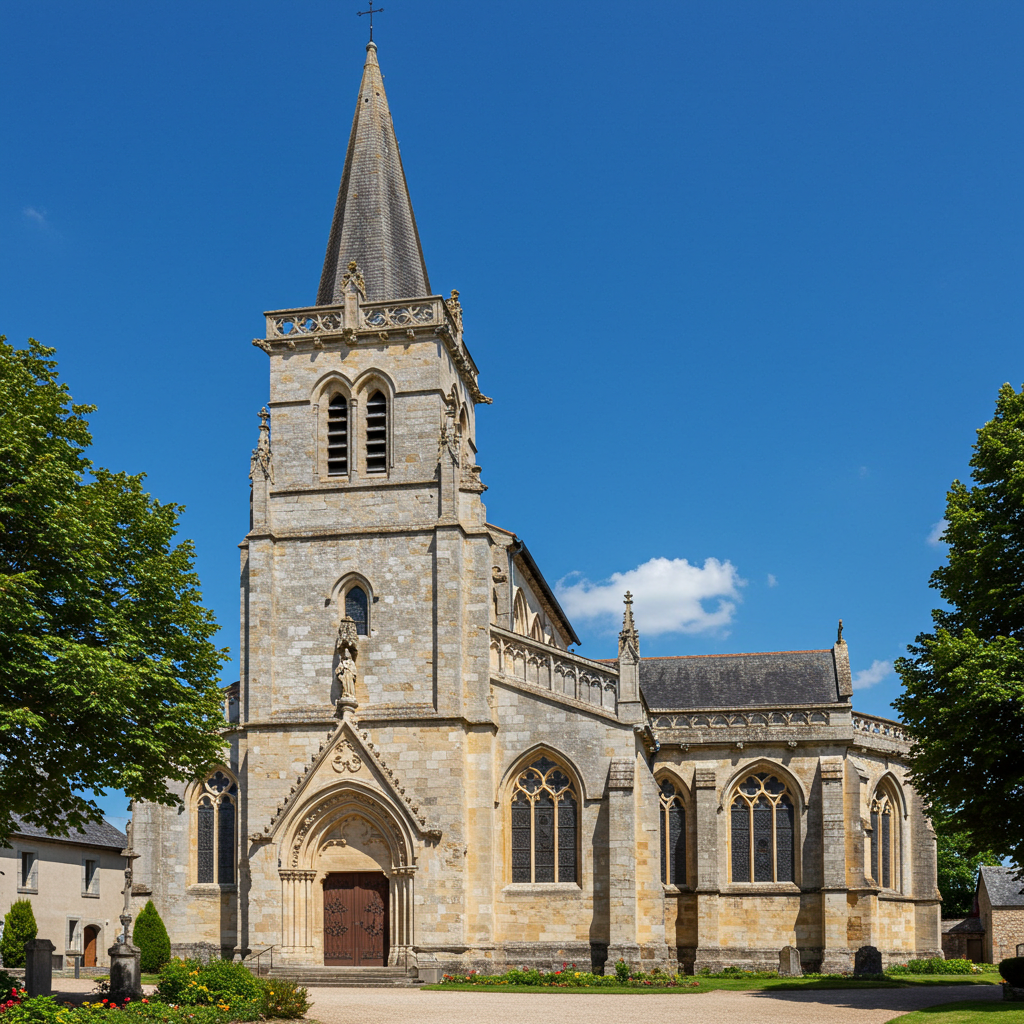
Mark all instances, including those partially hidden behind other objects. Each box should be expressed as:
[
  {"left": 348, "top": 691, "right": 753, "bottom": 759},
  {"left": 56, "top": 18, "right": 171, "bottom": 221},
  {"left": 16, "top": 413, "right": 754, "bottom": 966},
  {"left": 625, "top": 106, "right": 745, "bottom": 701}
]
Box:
[
  {"left": 642, "top": 649, "right": 832, "bottom": 660},
  {"left": 317, "top": 41, "right": 431, "bottom": 305}
]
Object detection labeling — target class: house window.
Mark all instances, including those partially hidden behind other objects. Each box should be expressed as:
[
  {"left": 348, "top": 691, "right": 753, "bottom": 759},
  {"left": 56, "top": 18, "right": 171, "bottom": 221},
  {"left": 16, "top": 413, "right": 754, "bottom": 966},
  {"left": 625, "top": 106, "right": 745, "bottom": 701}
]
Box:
[
  {"left": 365, "top": 390, "right": 387, "bottom": 473},
  {"left": 729, "top": 772, "right": 795, "bottom": 883},
  {"left": 67, "top": 918, "right": 81, "bottom": 953},
  {"left": 510, "top": 756, "right": 578, "bottom": 884},
  {"left": 82, "top": 858, "right": 99, "bottom": 896},
  {"left": 345, "top": 585, "right": 369, "bottom": 636},
  {"left": 870, "top": 788, "right": 901, "bottom": 891},
  {"left": 659, "top": 778, "right": 686, "bottom": 885},
  {"left": 195, "top": 770, "right": 237, "bottom": 885},
  {"left": 19, "top": 851, "right": 37, "bottom": 892},
  {"left": 327, "top": 394, "right": 348, "bottom": 476}
]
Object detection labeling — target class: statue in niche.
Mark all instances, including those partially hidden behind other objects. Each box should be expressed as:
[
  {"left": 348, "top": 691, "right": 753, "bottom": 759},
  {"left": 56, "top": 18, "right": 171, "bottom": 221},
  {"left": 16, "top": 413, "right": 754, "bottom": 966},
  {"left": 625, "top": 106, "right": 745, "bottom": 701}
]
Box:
[{"left": 334, "top": 616, "right": 359, "bottom": 708}]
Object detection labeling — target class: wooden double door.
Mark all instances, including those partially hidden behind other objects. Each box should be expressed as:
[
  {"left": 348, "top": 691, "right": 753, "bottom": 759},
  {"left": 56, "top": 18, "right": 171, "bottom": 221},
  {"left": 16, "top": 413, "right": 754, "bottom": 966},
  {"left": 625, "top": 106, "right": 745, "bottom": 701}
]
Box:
[{"left": 323, "top": 872, "right": 389, "bottom": 966}]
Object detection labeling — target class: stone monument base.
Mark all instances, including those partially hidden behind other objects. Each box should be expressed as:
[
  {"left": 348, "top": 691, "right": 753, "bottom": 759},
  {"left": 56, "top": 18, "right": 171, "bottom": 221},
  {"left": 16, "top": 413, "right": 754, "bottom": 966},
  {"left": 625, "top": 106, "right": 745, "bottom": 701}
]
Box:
[{"left": 108, "top": 943, "right": 143, "bottom": 1003}]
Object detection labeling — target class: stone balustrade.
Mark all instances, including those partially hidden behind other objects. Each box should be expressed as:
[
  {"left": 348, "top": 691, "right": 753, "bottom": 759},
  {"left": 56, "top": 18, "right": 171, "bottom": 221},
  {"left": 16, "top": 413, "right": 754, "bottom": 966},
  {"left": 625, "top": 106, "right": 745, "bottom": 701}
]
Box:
[
  {"left": 651, "top": 708, "right": 832, "bottom": 730},
  {"left": 852, "top": 713, "right": 908, "bottom": 741},
  {"left": 489, "top": 626, "right": 619, "bottom": 714}
]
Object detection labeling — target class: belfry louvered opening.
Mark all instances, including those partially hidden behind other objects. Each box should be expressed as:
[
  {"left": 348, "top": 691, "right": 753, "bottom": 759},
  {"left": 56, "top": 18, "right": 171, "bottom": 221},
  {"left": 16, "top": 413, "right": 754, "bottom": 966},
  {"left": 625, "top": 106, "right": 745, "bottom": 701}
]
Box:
[
  {"left": 327, "top": 395, "right": 349, "bottom": 476},
  {"left": 366, "top": 390, "right": 387, "bottom": 473}
]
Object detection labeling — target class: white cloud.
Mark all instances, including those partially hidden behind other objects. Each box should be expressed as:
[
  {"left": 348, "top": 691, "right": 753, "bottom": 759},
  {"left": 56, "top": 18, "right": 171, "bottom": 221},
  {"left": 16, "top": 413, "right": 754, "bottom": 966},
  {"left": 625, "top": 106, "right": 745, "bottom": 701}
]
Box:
[
  {"left": 23, "top": 206, "right": 48, "bottom": 226},
  {"left": 852, "top": 659, "right": 893, "bottom": 691},
  {"left": 767, "top": 573, "right": 778, "bottom": 588},
  {"left": 927, "top": 520, "right": 948, "bottom": 546},
  {"left": 556, "top": 556, "right": 745, "bottom": 636}
]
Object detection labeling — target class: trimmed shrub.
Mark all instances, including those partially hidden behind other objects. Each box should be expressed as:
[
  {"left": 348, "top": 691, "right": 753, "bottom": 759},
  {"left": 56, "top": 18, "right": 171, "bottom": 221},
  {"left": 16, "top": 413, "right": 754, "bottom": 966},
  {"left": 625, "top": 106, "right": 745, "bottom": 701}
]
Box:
[
  {"left": 1000, "top": 957, "right": 1024, "bottom": 987},
  {"left": 1, "top": 901, "right": 37, "bottom": 969},
  {"left": 133, "top": 901, "right": 171, "bottom": 973}
]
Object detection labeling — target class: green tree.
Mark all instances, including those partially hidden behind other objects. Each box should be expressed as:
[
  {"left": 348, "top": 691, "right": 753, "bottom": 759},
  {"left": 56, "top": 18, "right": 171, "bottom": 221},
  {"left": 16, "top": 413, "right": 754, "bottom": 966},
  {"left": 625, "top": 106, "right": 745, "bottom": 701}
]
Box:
[
  {"left": 894, "top": 382, "right": 1024, "bottom": 872},
  {"left": 133, "top": 900, "right": 172, "bottom": 972},
  {"left": 933, "top": 811, "right": 1000, "bottom": 916},
  {"left": 0, "top": 338, "right": 228, "bottom": 844},
  {"left": 1, "top": 899, "right": 37, "bottom": 968}
]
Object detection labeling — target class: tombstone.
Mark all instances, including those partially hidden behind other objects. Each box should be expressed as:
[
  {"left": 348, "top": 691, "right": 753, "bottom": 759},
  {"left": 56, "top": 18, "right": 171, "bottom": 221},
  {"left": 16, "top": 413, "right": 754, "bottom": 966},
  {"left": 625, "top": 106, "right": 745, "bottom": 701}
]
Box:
[
  {"left": 854, "top": 945, "right": 883, "bottom": 976},
  {"left": 108, "top": 941, "right": 143, "bottom": 1004},
  {"left": 778, "top": 945, "right": 803, "bottom": 977},
  {"left": 24, "top": 939, "right": 55, "bottom": 997}
]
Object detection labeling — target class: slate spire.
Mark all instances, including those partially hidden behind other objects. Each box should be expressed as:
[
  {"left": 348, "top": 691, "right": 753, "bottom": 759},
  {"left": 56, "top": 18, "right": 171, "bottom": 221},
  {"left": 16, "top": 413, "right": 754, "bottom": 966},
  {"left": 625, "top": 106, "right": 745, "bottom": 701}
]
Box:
[{"left": 317, "top": 42, "right": 431, "bottom": 305}]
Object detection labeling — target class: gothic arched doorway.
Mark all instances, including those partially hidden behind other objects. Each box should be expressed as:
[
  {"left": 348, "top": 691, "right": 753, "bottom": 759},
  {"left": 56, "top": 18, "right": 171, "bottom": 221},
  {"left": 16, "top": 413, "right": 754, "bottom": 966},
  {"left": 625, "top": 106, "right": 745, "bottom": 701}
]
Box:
[{"left": 323, "top": 872, "right": 388, "bottom": 966}]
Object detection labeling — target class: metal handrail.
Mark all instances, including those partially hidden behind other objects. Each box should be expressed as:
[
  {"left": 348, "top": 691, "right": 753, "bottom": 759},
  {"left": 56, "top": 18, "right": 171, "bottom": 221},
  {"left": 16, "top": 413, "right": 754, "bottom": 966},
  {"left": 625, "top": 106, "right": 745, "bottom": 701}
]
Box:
[{"left": 242, "top": 945, "right": 276, "bottom": 975}]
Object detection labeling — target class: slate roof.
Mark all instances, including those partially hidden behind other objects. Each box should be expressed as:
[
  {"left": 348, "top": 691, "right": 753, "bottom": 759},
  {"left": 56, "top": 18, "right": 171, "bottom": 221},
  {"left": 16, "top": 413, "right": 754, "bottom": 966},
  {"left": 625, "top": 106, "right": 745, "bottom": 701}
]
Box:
[
  {"left": 640, "top": 649, "right": 842, "bottom": 710},
  {"left": 10, "top": 814, "right": 127, "bottom": 851},
  {"left": 980, "top": 865, "right": 1024, "bottom": 907},
  {"left": 317, "top": 41, "right": 431, "bottom": 305}
]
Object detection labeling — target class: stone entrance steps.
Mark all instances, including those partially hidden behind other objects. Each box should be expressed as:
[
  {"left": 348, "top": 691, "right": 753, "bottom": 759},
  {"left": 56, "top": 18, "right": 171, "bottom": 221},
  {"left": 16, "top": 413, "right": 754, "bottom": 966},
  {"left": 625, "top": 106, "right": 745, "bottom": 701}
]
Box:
[{"left": 263, "top": 966, "right": 421, "bottom": 988}]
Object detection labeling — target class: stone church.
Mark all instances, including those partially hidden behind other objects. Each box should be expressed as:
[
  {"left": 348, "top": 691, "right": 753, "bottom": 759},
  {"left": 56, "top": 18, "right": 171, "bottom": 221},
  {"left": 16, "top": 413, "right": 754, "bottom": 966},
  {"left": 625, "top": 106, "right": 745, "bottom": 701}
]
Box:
[{"left": 132, "top": 40, "right": 942, "bottom": 977}]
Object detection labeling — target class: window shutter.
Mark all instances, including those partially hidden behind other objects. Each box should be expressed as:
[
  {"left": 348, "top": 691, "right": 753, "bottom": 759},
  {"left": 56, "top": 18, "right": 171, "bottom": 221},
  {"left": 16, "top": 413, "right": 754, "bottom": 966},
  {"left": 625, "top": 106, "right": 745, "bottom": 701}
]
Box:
[{"left": 29, "top": 853, "right": 38, "bottom": 891}]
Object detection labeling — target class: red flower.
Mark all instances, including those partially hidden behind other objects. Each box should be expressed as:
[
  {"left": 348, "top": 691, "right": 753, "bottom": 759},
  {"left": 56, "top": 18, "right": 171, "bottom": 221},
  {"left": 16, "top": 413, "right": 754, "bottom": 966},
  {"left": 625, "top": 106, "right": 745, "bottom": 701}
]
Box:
[{"left": 103, "top": 1000, "right": 109, "bottom": 1004}]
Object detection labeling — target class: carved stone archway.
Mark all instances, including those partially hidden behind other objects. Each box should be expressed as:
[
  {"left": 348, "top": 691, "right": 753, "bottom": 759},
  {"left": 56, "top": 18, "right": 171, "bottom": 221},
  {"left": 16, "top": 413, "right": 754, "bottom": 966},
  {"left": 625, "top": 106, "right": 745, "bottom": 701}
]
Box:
[{"left": 279, "top": 783, "right": 417, "bottom": 966}]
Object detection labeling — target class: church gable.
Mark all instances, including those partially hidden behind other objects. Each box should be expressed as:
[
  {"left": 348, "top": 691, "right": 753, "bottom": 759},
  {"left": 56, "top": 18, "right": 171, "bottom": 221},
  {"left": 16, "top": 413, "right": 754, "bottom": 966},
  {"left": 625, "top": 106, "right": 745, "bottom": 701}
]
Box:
[{"left": 251, "top": 717, "right": 441, "bottom": 844}]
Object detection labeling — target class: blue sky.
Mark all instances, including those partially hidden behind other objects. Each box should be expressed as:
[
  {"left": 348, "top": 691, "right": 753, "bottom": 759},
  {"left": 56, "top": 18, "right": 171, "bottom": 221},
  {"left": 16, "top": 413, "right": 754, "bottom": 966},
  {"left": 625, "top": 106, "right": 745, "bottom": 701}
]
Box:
[{"left": 3, "top": 2, "right": 1023, "bottom": 824}]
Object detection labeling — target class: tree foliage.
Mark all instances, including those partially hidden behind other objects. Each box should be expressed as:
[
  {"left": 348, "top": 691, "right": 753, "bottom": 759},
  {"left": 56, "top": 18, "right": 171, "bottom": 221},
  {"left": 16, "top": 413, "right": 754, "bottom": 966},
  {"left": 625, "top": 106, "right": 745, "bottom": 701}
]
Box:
[
  {"left": 933, "top": 810, "right": 1000, "bottom": 916},
  {"left": 1, "top": 899, "right": 37, "bottom": 968},
  {"left": 894, "top": 382, "right": 1024, "bottom": 872},
  {"left": 0, "top": 337, "right": 228, "bottom": 844},
  {"left": 134, "top": 900, "right": 172, "bottom": 972}
]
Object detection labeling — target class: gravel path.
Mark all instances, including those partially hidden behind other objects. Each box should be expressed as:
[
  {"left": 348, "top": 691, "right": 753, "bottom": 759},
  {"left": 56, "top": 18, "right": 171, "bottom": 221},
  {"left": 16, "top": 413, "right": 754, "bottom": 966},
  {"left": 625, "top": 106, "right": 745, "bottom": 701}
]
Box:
[
  {"left": 301, "top": 983, "right": 1003, "bottom": 1024},
  {"left": 40, "top": 978, "right": 1005, "bottom": 1024}
]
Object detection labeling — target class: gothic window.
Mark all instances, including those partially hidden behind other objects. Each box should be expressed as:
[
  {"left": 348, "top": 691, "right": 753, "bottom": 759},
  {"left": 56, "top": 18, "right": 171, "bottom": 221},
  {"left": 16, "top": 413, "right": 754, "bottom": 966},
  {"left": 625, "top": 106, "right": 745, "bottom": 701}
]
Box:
[
  {"left": 512, "top": 590, "right": 528, "bottom": 635},
  {"left": 327, "top": 394, "right": 348, "bottom": 476},
  {"left": 729, "top": 771, "right": 795, "bottom": 883},
  {"left": 869, "top": 785, "right": 901, "bottom": 891},
  {"left": 366, "top": 390, "right": 387, "bottom": 473},
  {"left": 195, "top": 770, "right": 237, "bottom": 885},
  {"left": 510, "top": 756, "right": 578, "bottom": 884},
  {"left": 345, "top": 584, "right": 369, "bottom": 636},
  {"left": 658, "top": 778, "right": 686, "bottom": 885}
]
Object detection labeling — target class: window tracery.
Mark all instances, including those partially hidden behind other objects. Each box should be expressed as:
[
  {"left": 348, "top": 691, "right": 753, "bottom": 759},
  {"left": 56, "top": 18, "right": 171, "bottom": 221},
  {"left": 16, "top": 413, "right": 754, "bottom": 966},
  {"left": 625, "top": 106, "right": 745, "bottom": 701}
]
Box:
[
  {"left": 869, "top": 785, "right": 901, "bottom": 891},
  {"left": 366, "top": 390, "right": 387, "bottom": 473},
  {"left": 195, "top": 770, "right": 237, "bottom": 885},
  {"left": 658, "top": 778, "right": 686, "bottom": 885},
  {"left": 729, "top": 771, "right": 795, "bottom": 883},
  {"left": 510, "top": 756, "right": 578, "bottom": 884},
  {"left": 327, "top": 394, "right": 349, "bottom": 476}
]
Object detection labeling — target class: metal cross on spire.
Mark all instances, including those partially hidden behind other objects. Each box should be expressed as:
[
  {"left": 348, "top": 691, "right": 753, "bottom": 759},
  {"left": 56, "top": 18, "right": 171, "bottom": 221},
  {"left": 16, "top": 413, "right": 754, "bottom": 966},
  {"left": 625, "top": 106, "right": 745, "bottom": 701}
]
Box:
[{"left": 357, "top": 2, "right": 384, "bottom": 41}]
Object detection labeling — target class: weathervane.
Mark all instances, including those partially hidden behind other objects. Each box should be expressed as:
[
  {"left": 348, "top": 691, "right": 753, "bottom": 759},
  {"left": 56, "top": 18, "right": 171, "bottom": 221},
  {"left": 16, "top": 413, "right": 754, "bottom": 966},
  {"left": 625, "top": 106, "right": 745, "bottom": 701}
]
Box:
[{"left": 357, "top": 2, "right": 384, "bottom": 41}]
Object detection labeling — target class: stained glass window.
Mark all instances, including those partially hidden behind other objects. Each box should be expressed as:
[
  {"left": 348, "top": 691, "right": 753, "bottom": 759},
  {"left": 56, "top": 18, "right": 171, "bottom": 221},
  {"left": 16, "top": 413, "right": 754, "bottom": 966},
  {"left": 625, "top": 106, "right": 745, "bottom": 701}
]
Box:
[
  {"left": 658, "top": 778, "right": 686, "bottom": 885},
  {"left": 346, "top": 585, "right": 369, "bottom": 636},
  {"left": 197, "top": 797, "right": 215, "bottom": 883},
  {"left": 218, "top": 798, "right": 235, "bottom": 884},
  {"left": 195, "top": 770, "right": 237, "bottom": 885},
  {"left": 870, "top": 788, "right": 900, "bottom": 891},
  {"left": 729, "top": 772, "right": 796, "bottom": 883},
  {"left": 509, "top": 756, "right": 578, "bottom": 883}
]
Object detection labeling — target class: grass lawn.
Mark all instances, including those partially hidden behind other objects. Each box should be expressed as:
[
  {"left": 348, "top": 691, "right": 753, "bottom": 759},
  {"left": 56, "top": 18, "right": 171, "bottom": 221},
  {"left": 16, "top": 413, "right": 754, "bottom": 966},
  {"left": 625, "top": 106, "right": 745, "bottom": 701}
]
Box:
[
  {"left": 883, "top": 1000, "right": 1021, "bottom": 1024},
  {"left": 92, "top": 975, "right": 161, "bottom": 986},
  {"left": 422, "top": 974, "right": 1002, "bottom": 995}
]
